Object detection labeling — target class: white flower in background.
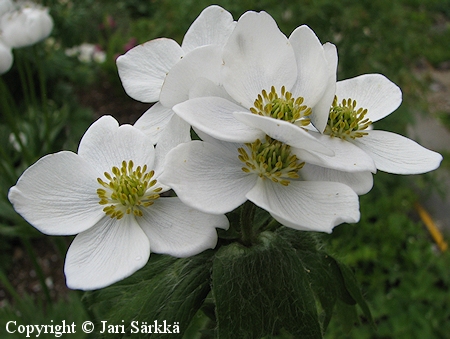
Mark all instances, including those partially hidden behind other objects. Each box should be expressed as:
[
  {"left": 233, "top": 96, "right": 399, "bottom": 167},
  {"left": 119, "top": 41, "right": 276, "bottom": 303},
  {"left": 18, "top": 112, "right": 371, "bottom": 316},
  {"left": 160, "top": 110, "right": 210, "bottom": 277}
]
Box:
[
  {"left": 65, "top": 43, "right": 106, "bottom": 64},
  {"left": 0, "top": 2, "right": 53, "bottom": 48},
  {"left": 116, "top": 5, "right": 236, "bottom": 142},
  {"left": 0, "top": 38, "right": 13, "bottom": 74},
  {"left": 0, "top": 0, "right": 15, "bottom": 17},
  {"left": 312, "top": 74, "right": 442, "bottom": 175},
  {"left": 8, "top": 116, "right": 228, "bottom": 290},
  {"left": 159, "top": 135, "right": 360, "bottom": 233}
]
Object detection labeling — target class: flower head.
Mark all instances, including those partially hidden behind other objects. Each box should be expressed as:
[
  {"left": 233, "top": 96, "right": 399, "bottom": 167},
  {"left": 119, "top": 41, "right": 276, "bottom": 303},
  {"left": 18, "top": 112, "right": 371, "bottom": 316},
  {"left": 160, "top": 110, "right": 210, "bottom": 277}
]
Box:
[
  {"left": 8, "top": 116, "right": 228, "bottom": 290},
  {"left": 159, "top": 137, "right": 360, "bottom": 233},
  {"left": 1, "top": 3, "right": 53, "bottom": 49},
  {"left": 318, "top": 74, "right": 443, "bottom": 175},
  {"left": 170, "top": 11, "right": 337, "bottom": 151}
]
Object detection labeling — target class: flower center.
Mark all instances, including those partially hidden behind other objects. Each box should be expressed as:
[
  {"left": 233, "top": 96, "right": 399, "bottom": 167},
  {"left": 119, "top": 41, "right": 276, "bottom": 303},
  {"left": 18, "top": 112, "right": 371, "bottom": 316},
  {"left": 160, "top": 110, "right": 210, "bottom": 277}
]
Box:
[
  {"left": 250, "top": 86, "right": 311, "bottom": 125},
  {"left": 324, "top": 96, "right": 372, "bottom": 140},
  {"left": 97, "top": 160, "right": 162, "bottom": 219},
  {"left": 238, "top": 136, "right": 305, "bottom": 186}
]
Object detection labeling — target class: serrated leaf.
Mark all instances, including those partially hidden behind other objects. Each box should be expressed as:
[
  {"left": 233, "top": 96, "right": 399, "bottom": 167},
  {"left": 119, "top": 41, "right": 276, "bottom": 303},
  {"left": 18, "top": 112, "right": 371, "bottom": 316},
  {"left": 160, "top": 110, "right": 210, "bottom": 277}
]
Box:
[{"left": 213, "top": 231, "right": 322, "bottom": 339}]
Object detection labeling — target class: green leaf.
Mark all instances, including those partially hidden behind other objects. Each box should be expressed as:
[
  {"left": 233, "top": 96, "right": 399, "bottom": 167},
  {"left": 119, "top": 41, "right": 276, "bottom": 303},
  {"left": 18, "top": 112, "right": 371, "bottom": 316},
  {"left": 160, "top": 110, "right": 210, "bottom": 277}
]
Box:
[
  {"left": 87, "top": 251, "right": 214, "bottom": 338},
  {"left": 277, "top": 227, "right": 355, "bottom": 330},
  {"left": 213, "top": 231, "right": 322, "bottom": 339},
  {"left": 336, "top": 261, "right": 375, "bottom": 329}
]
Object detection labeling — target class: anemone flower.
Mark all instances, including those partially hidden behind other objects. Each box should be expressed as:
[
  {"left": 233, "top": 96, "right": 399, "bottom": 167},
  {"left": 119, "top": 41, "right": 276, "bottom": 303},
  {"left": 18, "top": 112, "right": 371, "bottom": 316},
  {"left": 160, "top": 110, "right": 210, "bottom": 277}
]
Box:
[{"left": 8, "top": 116, "right": 228, "bottom": 290}]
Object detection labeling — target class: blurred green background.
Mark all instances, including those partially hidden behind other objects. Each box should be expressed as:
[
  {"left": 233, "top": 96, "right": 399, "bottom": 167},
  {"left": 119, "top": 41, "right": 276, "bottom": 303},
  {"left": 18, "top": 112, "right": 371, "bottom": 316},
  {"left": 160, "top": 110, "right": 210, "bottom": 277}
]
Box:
[{"left": 1, "top": 0, "right": 449, "bottom": 338}]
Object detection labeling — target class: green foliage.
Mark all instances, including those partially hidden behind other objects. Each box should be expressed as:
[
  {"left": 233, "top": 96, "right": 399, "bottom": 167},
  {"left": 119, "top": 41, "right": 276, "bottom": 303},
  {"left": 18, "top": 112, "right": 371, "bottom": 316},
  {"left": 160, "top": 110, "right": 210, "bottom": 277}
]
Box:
[
  {"left": 0, "top": 292, "right": 88, "bottom": 339},
  {"left": 213, "top": 232, "right": 322, "bottom": 339},
  {"left": 324, "top": 173, "right": 450, "bottom": 338},
  {"left": 87, "top": 252, "right": 214, "bottom": 338}
]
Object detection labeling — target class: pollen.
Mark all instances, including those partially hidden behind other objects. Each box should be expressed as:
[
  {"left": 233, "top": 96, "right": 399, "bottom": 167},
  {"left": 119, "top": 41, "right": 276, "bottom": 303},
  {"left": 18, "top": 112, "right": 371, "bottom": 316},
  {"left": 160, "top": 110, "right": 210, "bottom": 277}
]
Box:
[
  {"left": 324, "top": 96, "right": 372, "bottom": 140},
  {"left": 238, "top": 136, "right": 305, "bottom": 186},
  {"left": 97, "top": 160, "right": 162, "bottom": 219},
  {"left": 250, "top": 86, "right": 311, "bottom": 126}
]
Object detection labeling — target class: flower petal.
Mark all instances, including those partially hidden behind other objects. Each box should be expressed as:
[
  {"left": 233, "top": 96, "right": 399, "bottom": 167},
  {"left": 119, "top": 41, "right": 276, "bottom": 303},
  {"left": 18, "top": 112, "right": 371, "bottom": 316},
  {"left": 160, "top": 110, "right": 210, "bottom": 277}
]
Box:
[
  {"left": 64, "top": 216, "right": 150, "bottom": 290},
  {"left": 139, "top": 197, "right": 228, "bottom": 257},
  {"left": 8, "top": 151, "right": 104, "bottom": 235},
  {"left": 289, "top": 25, "right": 329, "bottom": 109},
  {"left": 188, "top": 77, "right": 235, "bottom": 102},
  {"left": 311, "top": 42, "right": 338, "bottom": 133},
  {"left": 78, "top": 116, "right": 156, "bottom": 174},
  {"left": 301, "top": 163, "right": 374, "bottom": 195},
  {"left": 336, "top": 74, "right": 402, "bottom": 123},
  {"left": 173, "top": 97, "right": 265, "bottom": 143},
  {"left": 233, "top": 112, "right": 334, "bottom": 155},
  {"left": 353, "top": 130, "right": 443, "bottom": 174},
  {"left": 181, "top": 5, "right": 236, "bottom": 53},
  {"left": 222, "top": 11, "right": 297, "bottom": 109},
  {"left": 160, "top": 45, "right": 223, "bottom": 108},
  {"left": 293, "top": 132, "right": 377, "bottom": 172},
  {"left": 158, "top": 140, "right": 257, "bottom": 214},
  {"left": 247, "top": 179, "right": 360, "bottom": 233},
  {"left": 116, "top": 38, "right": 184, "bottom": 103},
  {"left": 133, "top": 102, "right": 175, "bottom": 143},
  {"left": 153, "top": 114, "right": 191, "bottom": 178}
]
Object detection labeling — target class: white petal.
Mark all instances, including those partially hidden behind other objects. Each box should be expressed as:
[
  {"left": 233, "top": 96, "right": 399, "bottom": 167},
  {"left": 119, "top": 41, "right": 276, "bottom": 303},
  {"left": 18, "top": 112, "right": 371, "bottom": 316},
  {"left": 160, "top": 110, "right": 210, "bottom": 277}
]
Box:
[
  {"left": 353, "top": 130, "right": 443, "bottom": 174},
  {"left": 133, "top": 102, "right": 175, "bottom": 143},
  {"left": 222, "top": 11, "right": 297, "bottom": 109},
  {"left": 301, "top": 163, "right": 374, "bottom": 195},
  {"left": 78, "top": 116, "right": 156, "bottom": 174},
  {"left": 8, "top": 152, "right": 104, "bottom": 235},
  {"left": 64, "top": 216, "right": 150, "bottom": 290},
  {"left": 181, "top": 5, "right": 236, "bottom": 53},
  {"left": 336, "top": 74, "right": 402, "bottom": 123},
  {"left": 153, "top": 114, "right": 191, "bottom": 178},
  {"left": 289, "top": 25, "right": 328, "bottom": 108},
  {"left": 293, "top": 132, "right": 377, "bottom": 172},
  {"left": 247, "top": 179, "right": 360, "bottom": 233},
  {"left": 311, "top": 42, "right": 338, "bottom": 132},
  {"left": 233, "top": 112, "right": 334, "bottom": 155},
  {"left": 160, "top": 45, "right": 224, "bottom": 108},
  {"left": 116, "top": 38, "right": 184, "bottom": 103},
  {"left": 173, "top": 97, "right": 264, "bottom": 143},
  {"left": 188, "top": 77, "right": 235, "bottom": 102},
  {"left": 139, "top": 197, "right": 228, "bottom": 257},
  {"left": 158, "top": 141, "right": 257, "bottom": 214}
]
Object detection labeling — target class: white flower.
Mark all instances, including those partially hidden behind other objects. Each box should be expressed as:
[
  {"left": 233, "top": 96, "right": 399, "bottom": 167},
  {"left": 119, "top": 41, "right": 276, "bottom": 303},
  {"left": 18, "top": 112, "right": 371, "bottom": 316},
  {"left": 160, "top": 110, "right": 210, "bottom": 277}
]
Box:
[
  {"left": 0, "top": 38, "right": 13, "bottom": 74},
  {"left": 170, "top": 11, "right": 339, "bottom": 149},
  {"left": 315, "top": 74, "right": 442, "bottom": 175},
  {"left": 8, "top": 116, "right": 228, "bottom": 290},
  {"left": 159, "top": 136, "right": 360, "bottom": 233},
  {"left": 116, "top": 5, "right": 236, "bottom": 142},
  {"left": 0, "top": 0, "right": 15, "bottom": 17},
  {"left": 168, "top": 11, "right": 377, "bottom": 193},
  {"left": 65, "top": 43, "right": 106, "bottom": 64},
  {"left": 0, "top": 3, "right": 53, "bottom": 48}
]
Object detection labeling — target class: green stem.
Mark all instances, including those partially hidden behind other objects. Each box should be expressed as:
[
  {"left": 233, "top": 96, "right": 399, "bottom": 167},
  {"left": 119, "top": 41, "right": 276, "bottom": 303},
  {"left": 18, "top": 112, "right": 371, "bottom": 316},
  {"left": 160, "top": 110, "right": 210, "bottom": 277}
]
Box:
[
  {"left": 263, "top": 218, "right": 281, "bottom": 232},
  {"left": 21, "top": 238, "right": 52, "bottom": 305},
  {"left": 0, "top": 268, "right": 22, "bottom": 306},
  {"left": 0, "top": 78, "right": 33, "bottom": 164},
  {"left": 240, "top": 200, "right": 256, "bottom": 246},
  {"left": 33, "top": 45, "right": 51, "bottom": 153}
]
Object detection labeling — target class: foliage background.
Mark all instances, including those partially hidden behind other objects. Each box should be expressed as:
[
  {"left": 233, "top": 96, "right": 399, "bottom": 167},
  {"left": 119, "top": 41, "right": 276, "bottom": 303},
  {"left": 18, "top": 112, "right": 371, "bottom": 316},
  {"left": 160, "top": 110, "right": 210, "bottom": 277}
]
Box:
[{"left": 1, "top": 0, "right": 449, "bottom": 338}]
